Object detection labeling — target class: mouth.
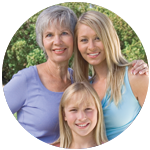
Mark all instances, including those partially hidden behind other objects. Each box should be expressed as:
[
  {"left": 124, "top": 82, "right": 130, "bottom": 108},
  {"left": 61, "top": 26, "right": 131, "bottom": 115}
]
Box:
[
  {"left": 53, "top": 48, "right": 67, "bottom": 54},
  {"left": 75, "top": 123, "right": 89, "bottom": 128},
  {"left": 88, "top": 52, "right": 100, "bottom": 58}
]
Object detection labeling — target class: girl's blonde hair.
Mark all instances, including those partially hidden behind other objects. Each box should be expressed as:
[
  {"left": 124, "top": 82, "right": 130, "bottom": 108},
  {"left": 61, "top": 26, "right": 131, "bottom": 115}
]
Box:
[
  {"left": 73, "top": 11, "right": 130, "bottom": 105},
  {"left": 59, "top": 82, "right": 108, "bottom": 148}
]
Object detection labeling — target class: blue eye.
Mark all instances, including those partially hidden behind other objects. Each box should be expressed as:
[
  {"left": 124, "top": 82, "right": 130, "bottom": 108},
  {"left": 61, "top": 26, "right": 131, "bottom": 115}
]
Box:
[
  {"left": 70, "top": 109, "right": 77, "bottom": 112},
  {"left": 95, "top": 37, "right": 100, "bottom": 40},
  {"left": 85, "top": 108, "right": 91, "bottom": 110},
  {"left": 46, "top": 33, "right": 52, "bottom": 37},
  {"left": 62, "top": 32, "right": 68, "bottom": 35},
  {"left": 81, "top": 39, "right": 88, "bottom": 42}
]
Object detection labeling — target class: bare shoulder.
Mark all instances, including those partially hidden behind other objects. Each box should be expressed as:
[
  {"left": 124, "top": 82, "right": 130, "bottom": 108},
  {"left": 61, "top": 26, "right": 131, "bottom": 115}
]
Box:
[{"left": 128, "top": 67, "right": 149, "bottom": 106}]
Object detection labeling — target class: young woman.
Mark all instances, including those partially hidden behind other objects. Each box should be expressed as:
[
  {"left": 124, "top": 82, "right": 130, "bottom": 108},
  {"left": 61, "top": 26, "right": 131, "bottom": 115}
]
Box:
[
  {"left": 52, "top": 82, "right": 108, "bottom": 148},
  {"left": 73, "top": 10, "right": 149, "bottom": 141},
  {"left": 3, "top": 5, "right": 148, "bottom": 143}
]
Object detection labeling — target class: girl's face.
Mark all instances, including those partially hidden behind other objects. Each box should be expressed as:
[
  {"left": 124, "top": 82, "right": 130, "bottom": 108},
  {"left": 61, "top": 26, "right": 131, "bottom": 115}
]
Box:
[
  {"left": 64, "top": 95, "right": 98, "bottom": 138},
  {"left": 77, "top": 24, "right": 106, "bottom": 67},
  {"left": 43, "top": 23, "right": 73, "bottom": 63}
]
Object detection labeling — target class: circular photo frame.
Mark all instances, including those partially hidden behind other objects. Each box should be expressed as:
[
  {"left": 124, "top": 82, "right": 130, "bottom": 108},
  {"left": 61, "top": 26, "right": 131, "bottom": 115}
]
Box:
[{"left": 2, "top": 2, "right": 146, "bottom": 149}]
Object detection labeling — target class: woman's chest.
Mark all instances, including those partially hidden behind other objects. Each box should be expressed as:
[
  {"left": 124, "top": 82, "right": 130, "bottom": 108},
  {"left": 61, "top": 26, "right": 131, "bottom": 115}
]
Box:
[
  {"left": 20, "top": 88, "right": 62, "bottom": 130},
  {"left": 41, "top": 75, "right": 71, "bottom": 92},
  {"left": 92, "top": 80, "right": 107, "bottom": 101}
]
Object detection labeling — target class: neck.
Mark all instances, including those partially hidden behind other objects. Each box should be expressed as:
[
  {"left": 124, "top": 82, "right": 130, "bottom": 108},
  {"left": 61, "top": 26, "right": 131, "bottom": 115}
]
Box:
[
  {"left": 93, "top": 60, "right": 108, "bottom": 80},
  {"left": 45, "top": 58, "right": 69, "bottom": 81},
  {"left": 69, "top": 133, "right": 97, "bottom": 149}
]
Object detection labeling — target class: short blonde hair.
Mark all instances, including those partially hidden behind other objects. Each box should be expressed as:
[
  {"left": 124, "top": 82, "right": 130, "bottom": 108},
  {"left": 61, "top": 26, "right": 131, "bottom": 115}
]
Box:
[
  {"left": 73, "top": 11, "right": 130, "bottom": 105},
  {"left": 59, "top": 82, "right": 108, "bottom": 148}
]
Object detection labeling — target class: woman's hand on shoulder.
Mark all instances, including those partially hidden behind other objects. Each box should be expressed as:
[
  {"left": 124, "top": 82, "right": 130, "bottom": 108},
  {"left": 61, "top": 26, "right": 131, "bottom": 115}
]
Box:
[
  {"left": 131, "top": 60, "right": 149, "bottom": 75},
  {"left": 128, "top": 67, "right": 149, "bottom": 107}
]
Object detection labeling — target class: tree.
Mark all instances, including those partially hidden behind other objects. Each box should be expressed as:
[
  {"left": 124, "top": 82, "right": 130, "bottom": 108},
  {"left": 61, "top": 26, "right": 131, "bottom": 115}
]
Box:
[{"left": 2, "top": 2, "right": 147, "bottom": 85}]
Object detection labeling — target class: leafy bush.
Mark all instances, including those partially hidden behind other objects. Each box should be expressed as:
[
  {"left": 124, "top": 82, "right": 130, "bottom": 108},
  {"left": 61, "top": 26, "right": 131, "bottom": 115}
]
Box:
[{"left": 2, "top": 2, "right": 147, "bottom": 85}]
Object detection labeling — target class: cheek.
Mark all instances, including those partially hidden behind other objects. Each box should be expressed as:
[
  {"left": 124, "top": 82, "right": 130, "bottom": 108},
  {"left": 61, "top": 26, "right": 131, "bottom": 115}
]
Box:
[
  {"left": 78, "top": 43, "right": 87, "bottom": 58},
  {"left": 43, "top": 39, "right": 51, "bottom": 49},
  {"left": 88, "top": 111, "right": 98, "bottom": 122},
  {"left": 67, "top": 37, "right": 74, "bottom": 48},
  {"left": 99, "top": 42, "right": 105, "bottom": 51},
  {"left": 64, "top": 112, "right": 76, "bottom": 123},
  {"left": 78, "top": 42, "right": 83, "bottom": 52}
]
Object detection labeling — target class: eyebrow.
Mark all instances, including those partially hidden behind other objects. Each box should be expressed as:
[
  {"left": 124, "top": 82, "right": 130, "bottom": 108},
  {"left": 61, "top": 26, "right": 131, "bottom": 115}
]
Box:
[
  {"left": 79, "top": 35, "right": 87, "bottom": 38},
  {"left": 44, "top": 29, "right": 71, "bottom": 34},
  {"left": 78, "top": 34, "right": 98, "bottom": 38},
  {"left": 67, "top": 103, "right": 93, "bottom": 109},
  {"left": 67, "top": 106, "right": 78, "bottom": 109}
]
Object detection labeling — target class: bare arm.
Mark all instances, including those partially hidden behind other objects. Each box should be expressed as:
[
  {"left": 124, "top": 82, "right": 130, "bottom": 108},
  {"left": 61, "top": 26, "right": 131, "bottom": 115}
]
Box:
[{"left": 128, "top": 67, "right": 149, "bottom": 107}]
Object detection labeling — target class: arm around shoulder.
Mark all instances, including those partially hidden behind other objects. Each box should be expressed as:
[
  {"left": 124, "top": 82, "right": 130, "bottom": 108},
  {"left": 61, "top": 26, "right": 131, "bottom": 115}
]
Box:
[
  {"left": 128, "top": 68, "right": 149, "bottom": 107},
  {"left": 3, "top": 70, "right": 27, "bottom": 114}
]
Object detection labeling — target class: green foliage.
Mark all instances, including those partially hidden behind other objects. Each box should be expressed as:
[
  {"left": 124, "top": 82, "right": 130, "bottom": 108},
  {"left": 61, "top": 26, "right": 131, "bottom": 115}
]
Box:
[
  {"left": 63, "top": 3, "right": 147, "bottom": 72},
  {"left": 2, "top": 2, "right": 147, "bottom": 85},
  {"left": 2, "top": 11, "right": 43, "bottom": 84},
  {"left": 26, "top": 48, "right": 46, "bottom": 68},
  {"left": 59, "top": 2, "right": 91, "bottom": 17},
  {"left": 14, "top": 113, "right": 17, "bottom": 120}
]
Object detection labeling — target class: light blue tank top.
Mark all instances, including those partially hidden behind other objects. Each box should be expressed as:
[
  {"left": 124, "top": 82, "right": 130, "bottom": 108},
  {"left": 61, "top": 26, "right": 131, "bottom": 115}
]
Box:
[{"left": 92, "top": 67, "right": 141, "bottom": 141}]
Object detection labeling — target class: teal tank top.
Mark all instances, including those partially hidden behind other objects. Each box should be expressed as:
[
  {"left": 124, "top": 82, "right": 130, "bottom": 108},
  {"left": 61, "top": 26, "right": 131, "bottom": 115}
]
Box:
[{"left": 92, "top": 67, "right": 141, "bottom": 140}]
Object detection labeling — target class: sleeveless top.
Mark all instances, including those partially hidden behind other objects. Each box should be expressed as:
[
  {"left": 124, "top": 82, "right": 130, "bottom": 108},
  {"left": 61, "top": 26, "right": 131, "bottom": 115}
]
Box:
[{"left": 92, "top": 67, "right": 141, "bottom": 140}]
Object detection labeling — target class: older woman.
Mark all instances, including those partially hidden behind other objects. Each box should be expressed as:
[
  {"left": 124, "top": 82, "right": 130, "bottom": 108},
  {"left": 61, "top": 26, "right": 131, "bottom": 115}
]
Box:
[
  {"left": 73, "top": 10, "right": 149, "bottom": 141},
  {"left": 3, "top": 5, "right": 148, "bottom": 144},
  {"left": 4, "top": 5, "right": 77, "bottom": 143}
]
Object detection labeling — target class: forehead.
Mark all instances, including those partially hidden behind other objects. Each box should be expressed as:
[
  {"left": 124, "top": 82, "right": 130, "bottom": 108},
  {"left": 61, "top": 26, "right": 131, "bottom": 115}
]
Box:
[
  {"left": 65, "top": 91, "right": 96, "bottom": 108},
  {"left": 77, "top": 24, "right": 97, "bottom": 37},
  {"left": 44, "top": 21, "right": 69, "bottom": 31},
  {"left": 44, "top": 19, "right": 71, "bottom": 33},
  {"left": 44, "top": 23, "right": 69, "bottom": 33}
]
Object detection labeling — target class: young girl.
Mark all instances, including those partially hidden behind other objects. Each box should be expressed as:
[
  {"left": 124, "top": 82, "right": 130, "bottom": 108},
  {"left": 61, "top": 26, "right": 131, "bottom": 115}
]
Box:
[
  {"left": 73, "top": 10, "right": 149, "bottom": 141},
  {"left": 52, "top": 82, "right": 108, "bottom": 148}
]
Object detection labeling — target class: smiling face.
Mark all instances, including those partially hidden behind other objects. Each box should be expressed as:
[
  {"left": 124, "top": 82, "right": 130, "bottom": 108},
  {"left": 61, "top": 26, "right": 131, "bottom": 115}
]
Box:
[
  {"left": 77, "top": 24, "right": 106, "bottom": 67},
  {"left": 63, "top": 92, "right": 98, "bottom": 138},
  {"left": 42, "top": 23, "right": 74, "bottom": 64}
]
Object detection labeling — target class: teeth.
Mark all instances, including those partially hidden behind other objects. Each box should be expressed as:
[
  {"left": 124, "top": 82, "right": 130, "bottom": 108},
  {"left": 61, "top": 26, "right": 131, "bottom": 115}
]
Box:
[
  {"left": 89, "top": 53, "right": 99, "bottom": 56},
  {"left": 55, "top": 49, "right": 64, "bottom": 52},
  {"left": 78, "top": 124, "right": 87, "bottom": 127}
]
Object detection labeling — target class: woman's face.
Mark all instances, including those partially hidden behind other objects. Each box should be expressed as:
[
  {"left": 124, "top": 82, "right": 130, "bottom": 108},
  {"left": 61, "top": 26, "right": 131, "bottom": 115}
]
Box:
[
  {"left": 43, "top": 23, "right": 74, "bottom": 64},
  {"left": 64, "top": 96, "right": 97, "bottom": 138},
  {"left": 77, "top": 24, "right": 106, "bottom": 67}
]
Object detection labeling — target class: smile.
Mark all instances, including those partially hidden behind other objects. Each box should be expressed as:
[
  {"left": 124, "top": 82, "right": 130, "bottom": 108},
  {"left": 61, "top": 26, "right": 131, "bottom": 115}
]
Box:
[
  {"left": 88, "top": 52, "right": 100, "bottom": 58},
  {"left": 53, "top": 48, "right": 67, "bottom": 54},
  {"left": 76, "top": 123, "right": 89, "bottom": 127}
]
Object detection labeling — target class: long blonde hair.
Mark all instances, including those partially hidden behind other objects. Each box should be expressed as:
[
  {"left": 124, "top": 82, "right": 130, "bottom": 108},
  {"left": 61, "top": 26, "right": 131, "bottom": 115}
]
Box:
[
  {"left": 59, "top": 82, "right": 108, "bottom": 148},
  {"left": 73, "top": 11, "right": 130, "bottom": 105}
]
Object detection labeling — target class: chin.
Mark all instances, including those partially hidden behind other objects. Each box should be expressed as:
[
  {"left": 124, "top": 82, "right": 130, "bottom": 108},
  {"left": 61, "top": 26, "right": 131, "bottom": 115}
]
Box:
[
  {"left": 89, "top": 59, "right": 106, "bottom": 67},
  {"left": 54, "top": 58, "right": 70, "bottom": 63},
  {"left": 88, "top": 61, "right": 100, "bottom": 66}
]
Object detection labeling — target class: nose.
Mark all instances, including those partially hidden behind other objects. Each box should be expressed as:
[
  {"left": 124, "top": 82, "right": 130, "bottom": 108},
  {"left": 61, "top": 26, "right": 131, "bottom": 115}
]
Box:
[
  {"left": 53, "top": 35, "right": 62, "bottom": 45},
  {"left": 77, "top": 111, "right": 86, "bottom": 121},
  {"left": 88, "top": 40, "right": 95, "bottom": 51}
]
